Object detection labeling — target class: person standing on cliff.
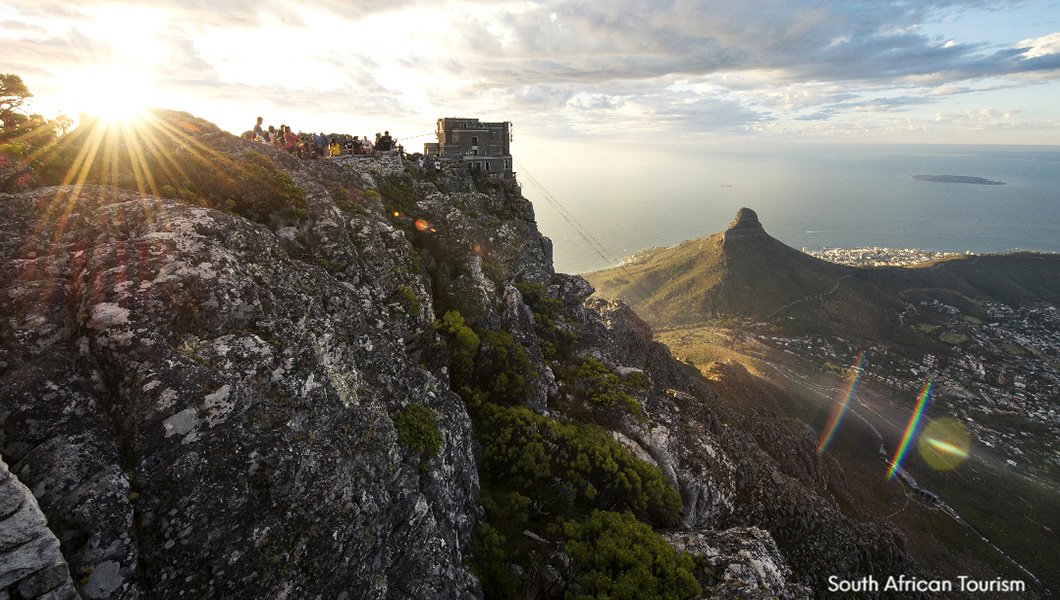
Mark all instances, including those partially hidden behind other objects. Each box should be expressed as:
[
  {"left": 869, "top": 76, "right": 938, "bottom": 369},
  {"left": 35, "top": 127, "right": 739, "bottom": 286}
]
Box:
[
  {"left": 253, "top": 116, "right": 265, "bottom": 142},
  {"left": 312, "top": 132, "right": 327, "bottom": 159},
  {"left": 283, "top": 125, "right": 298, "bottom": 154}
]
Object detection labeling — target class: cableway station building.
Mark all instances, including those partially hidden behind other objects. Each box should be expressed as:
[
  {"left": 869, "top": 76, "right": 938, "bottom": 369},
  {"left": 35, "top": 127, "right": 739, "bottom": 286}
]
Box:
[{"left": 424, "top": 118, "right": 513, "bottom": 178}]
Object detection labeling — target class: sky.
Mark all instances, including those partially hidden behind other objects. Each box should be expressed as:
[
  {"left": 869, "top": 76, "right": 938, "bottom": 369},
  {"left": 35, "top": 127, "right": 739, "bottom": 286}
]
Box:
[
  {"left": 2, "top": 0, "right": 1059, "bottom": 147},
  {"left": 3, "top": 0, "right": 1060, "bottom": 271}
]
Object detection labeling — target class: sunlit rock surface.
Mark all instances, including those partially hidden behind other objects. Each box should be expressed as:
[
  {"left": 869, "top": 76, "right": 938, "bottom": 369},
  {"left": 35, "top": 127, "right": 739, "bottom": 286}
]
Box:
[
  {"left": 1, "top": 111, "right": 921, "bottom": 598},
  {"left": 0, "top": 458, "right": 79, "bottom": 599}
]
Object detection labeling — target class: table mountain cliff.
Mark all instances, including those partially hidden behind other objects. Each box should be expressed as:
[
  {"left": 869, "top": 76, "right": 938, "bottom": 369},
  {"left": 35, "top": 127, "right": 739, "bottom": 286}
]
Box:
[{"left": 1, "top": 110, "right": 928, "bottom": 599}]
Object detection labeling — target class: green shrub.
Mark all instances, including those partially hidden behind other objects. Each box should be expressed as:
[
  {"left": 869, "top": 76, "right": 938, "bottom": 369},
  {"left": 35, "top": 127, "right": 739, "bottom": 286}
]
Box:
[
  {"left": 541, "top": 341, "right": 557, "bottom": 361},
  {"left": 432, "top": 306, "right": 685, "bottom": 598},
  {"left": 476, "top": 329, "right": 538, "bottom": 405},
  {"left": 477, "top": 404, "right": 680, "bottom": 526},
  {"left": 468, "top": 521, "right": 518, "bottom": 599},
  {"left": 395, "top": 285, "right": 421, "bottom": 316},
  {"left": 624, "top": 370, "right": 651, "bottom": 391},
  {"left": 514, "top": 280, "right": 579, "bottom": 359},
  {"left": 394, "top": 404, "right": 442, "bottom": 467},
  {"left": 333, "top": 187, "right": 370, "bottom": 216},
  {"left": 141, "top": 146, "right": 307, "bottom": 223},
  {"left": 130, "top": 146, "right": 307, "bottom": 224},
  {"left": 577, "top": 358, "right": 644, "bottom": 419},
  {"left": 433, "top": 310, "right": 537, "bottom": 407},
  {"left": 515, "top": 281, "right": 564, "bottom": 332},
  {"left": 432, "top": 311, "right": 481, "bottom": 389},
  {"left": 482, "top": 260, "right": 505, "bottom": 289},
  {"left": 564, "top": 510, "right": 701, "bottom": 600}
]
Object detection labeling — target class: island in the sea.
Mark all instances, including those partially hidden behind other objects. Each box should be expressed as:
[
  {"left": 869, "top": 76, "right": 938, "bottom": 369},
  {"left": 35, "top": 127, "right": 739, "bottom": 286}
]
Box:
[{"left": 913, "top": 174, "right": 1006, "bottom": 185}]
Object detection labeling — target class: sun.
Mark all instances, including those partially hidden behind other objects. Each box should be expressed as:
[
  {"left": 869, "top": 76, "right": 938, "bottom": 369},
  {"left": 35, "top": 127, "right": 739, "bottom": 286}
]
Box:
[{"left": 63, "top": 64, "right": 155, "bottom": 123}]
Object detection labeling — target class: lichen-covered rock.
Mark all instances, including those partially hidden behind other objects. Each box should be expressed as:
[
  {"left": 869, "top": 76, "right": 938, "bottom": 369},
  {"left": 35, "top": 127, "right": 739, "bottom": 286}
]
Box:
[
  {"left": 0, "top": 459, "right": 79, "bottom": 600},
  {"left": 1, "top": 174, "right": 478, "bottom": 596},
  {"left": 566, "top": 293, "right": 921, "bottom": 595},
  {"left": 664, "top": 526, "right": 812, "bottom": 599},
  {"left": 1, "top": 110, "right": 929, "bottom": 600}
]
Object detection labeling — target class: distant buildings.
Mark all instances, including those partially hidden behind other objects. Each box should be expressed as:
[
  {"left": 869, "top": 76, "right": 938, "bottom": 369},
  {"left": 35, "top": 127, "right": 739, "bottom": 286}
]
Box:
[
  {"left": 424, "top": 117, "right": 513, "bottom": 178},
  {"left": 805, "top": 247, "right": 960, "bottom": 267}
]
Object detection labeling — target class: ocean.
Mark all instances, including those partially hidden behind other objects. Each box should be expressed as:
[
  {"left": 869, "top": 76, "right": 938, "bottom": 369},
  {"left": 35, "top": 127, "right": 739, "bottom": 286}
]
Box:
[{"left": 520, "top": 143, "right": 1060, "bottom": 274}]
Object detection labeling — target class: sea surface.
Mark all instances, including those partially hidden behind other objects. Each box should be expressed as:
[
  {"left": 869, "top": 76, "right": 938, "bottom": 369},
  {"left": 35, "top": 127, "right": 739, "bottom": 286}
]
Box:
[{"left": 521, "top": 143, "right": 1060, "bottom": 274}]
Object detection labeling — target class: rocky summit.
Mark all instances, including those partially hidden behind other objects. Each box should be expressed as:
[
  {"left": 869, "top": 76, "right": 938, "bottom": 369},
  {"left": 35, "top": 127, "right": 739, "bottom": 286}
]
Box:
[
  {"left": 1, "top": 110, "right": 923, "bottom": 599},
  {"left": 721, "top": 207, "right": 767, "bottom": 243}
]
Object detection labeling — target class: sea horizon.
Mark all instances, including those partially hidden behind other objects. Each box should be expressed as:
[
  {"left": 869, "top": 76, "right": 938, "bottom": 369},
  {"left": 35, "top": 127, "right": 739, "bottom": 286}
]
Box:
[{"left": 523, "top": 142, "right": 1060, "bottom": 275}]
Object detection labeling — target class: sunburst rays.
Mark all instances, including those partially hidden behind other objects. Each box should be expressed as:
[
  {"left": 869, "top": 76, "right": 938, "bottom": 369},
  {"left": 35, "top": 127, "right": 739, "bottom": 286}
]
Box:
[{"left": 7, "top": 109, "right": 282, "bottom": 330}]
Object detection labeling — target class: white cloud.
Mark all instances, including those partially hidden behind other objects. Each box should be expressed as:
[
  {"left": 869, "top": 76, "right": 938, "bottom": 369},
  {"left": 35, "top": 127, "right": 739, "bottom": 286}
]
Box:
[
  {"left": 1, "top": 0, "right": 1057, "bottom": 143},
  {"left": 1018, "top": 32, "right": 1060, "bottom": 59}
]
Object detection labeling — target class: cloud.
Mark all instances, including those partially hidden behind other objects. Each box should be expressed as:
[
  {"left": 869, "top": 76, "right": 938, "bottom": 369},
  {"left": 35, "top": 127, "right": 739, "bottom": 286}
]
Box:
[
  {"left": 929, "top": 85, "right": 970, "bottom": 96},
  {"left": 6, "top": 0, "right": 1053, "bottom": 92},
  {"left": 426, "top": 0, "right": 1054, "bottom": 87},
  {"left": 852, "top": 95, "right": 938, "bottom": 113},
  {"left": 0, "top": 29, "right": 118, "bottom": 81},
  {"left": 795, "top": 111, "right": 835, "bottom": 121},
  {"left": 0, "top": 0, "right": 420, "bottom": 28},
  {"left": 1018, "top": 32, "right": 1060, "bottom": 59},
  {"left": 2, "top": 0, "right": 1057, "bottom": 142},
  {"left": 963, "top": 108, "right": 1018, "bottom": 120}
]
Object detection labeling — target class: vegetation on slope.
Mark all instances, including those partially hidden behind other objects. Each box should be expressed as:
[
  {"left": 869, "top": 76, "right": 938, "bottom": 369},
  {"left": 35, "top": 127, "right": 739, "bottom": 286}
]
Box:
[
  {"left": 4, "top": 109, "right": 308, "bottom": 225},
  {"left": 585, "top": 210, "right": 1060, "bottom": 348},
  {"left": 433, "top": 309, "right": 695, "bottom": 599}
]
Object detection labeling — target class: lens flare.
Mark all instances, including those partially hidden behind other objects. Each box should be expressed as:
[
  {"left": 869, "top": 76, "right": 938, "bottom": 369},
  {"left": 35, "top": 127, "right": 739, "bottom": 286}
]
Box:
[
  {"left": 918, "top": 418, "right": 971, "bottom": 471},
  {"left": 925, "top": 438, "right": 968, "bottom": 456},
  {"left": 887, "top": 382, "right": 933, "bottom": 480},
  {"left": 817, "top": 351, "right": 866, "bottom": 454}
]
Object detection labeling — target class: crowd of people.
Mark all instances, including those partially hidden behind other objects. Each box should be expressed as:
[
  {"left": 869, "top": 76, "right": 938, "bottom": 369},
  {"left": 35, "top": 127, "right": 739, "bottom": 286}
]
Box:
[{"left": 247, "top": 116, "right": 400, "bottom": 160}]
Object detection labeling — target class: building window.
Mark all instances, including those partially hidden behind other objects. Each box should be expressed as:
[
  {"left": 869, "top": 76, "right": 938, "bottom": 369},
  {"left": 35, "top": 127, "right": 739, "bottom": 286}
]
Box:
[
  {"left": 504, "top": 160, "right": 510, "bottom": 169},
  {"left": 485, "top": 162, "right": 491, "bottom": 171},
  {"left": 471, "top": 136, "right": 479, "bottom": 146}
]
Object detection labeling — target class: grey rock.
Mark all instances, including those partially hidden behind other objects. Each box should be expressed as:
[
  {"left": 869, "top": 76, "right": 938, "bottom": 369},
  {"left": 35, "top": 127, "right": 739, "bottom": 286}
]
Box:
[
  {"left": 0, "top": 536, "right": 62, "bottom": 589},
  {"left": 664, "top": 527, "right": 812, "bottom": 599},
  {"left": 1, "top": 111, "right": 925, "bottom": 599},
  {"left": 0, "top": 459, "right": 79, "bottom": 598},
  {"left": 0, "top": 499, "right": 47, "bottom": 552},
  {"left": 81, "top": 560, "right": 121, "bottom": 599},
  {"left": 1, "top": 120, "right": 479, "bottom": 599}
]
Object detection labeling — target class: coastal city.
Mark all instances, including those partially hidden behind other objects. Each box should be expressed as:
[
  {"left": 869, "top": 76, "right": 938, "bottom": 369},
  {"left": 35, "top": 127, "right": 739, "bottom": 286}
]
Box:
[
  {"left": 805, "top": 247, "right": 961, "bottom": 267},
  {"left": 746, "top": 287, "right": 1060, "bottom": 489}
]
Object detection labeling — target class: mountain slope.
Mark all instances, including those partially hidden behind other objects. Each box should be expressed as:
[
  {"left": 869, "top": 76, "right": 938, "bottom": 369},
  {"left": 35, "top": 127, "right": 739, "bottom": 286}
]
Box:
[
  {"left": 587, "top": 208, "right": 907, "bottom": 340},
  {"left": 1, "top": 113, "right": 975, "bottom": 599},
  {"left": 587, "top": 207, "right": 1060, "bottom": 344},
  {"left": 588, "top": 206, "right": 1060, "bottom": 597}
]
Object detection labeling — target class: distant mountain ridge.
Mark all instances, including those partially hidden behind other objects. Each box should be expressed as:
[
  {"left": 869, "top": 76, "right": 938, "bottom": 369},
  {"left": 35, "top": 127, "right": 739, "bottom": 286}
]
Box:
[{"left": 586, "top": 207, "right": 1060, "bottom": 343}]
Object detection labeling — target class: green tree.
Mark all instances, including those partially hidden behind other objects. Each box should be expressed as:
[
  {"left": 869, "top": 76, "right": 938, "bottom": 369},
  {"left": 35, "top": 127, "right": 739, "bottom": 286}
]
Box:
[
  {"left": 393, "top": 404, "right": 443, "bottom": 469},
  {"left": 52, "top": 111, "right": 74, "bottom": 137},
  {"left": 564, "top": 511, "right": 701, "bottom": 600},
  {"left": 0, "top": 73, "right": 32, "bottom": 130}
]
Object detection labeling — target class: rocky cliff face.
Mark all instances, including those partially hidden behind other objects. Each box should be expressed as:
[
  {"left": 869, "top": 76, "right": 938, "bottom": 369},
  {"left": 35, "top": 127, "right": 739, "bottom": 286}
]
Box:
[
  {"left": 721, "top": 206, "right": 768, "bottom": 244},
  {"left": 1, "top": 110, "right": 917, "bottom": 599},
  {"left": 0, "top": 458, "right": 79, "bottom": 599}
]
